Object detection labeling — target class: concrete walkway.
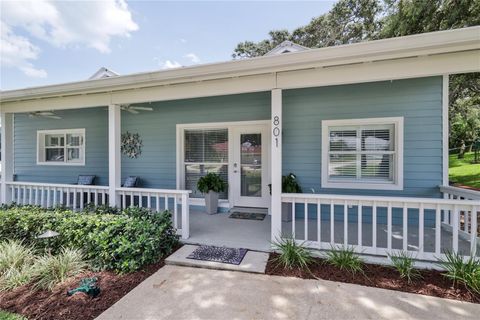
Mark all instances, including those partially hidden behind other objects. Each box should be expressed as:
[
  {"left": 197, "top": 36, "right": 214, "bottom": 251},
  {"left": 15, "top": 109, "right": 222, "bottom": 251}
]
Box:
[{"left": 97, "top": 265, "right": 480, "bottom": 320}]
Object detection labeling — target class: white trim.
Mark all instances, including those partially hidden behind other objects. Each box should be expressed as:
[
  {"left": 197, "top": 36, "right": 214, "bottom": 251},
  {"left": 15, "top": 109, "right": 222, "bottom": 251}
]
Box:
[
  {"left": 36, "top": 128, "right": 86, "bottom": 166},
  {"left": 271, "top": 89, "right": 282, "bottom": 241},
  {"left": 176, "top": 120, "right": 271, "bottom": 208},
  {"left": 321, "top": 117, "right": 404, "bottom": 190},
  {"left": 0, "top": 113, "right": 14, "bottom": 204},
  {"left": 108, "top": 105, "right": 121, "bottom": 206},
  {"left": 442, "top": 75, "right": 449, "bottom": 187}
]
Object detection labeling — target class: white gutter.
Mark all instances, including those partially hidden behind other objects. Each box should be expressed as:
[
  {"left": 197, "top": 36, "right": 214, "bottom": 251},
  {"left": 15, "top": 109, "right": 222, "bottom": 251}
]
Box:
[{"left": 1, "top": 26, "right": 479, "bottom": 103}]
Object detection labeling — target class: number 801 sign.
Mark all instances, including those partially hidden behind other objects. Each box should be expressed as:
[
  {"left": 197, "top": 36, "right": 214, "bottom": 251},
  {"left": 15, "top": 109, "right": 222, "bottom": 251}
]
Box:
[{"left": 273, "top": 115, "right": 280, "bottom": 147}]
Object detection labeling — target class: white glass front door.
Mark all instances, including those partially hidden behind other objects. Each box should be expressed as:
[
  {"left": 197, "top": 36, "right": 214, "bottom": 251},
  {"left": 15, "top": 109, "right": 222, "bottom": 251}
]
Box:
[{"left": 232, "top": 125, "right": 270, "bottom": 208}]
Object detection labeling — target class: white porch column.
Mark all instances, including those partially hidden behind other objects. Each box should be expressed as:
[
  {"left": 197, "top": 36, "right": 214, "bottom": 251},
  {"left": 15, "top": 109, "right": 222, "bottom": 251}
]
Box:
[
  {"left": 108, "top": 105, "right": 121, "bottom": 207},
  {"left": 271, "top": 89, "right": 282, "bottom": 242},
  {"left": 0, "top": 113, "right": 14, "bottom": 204}
]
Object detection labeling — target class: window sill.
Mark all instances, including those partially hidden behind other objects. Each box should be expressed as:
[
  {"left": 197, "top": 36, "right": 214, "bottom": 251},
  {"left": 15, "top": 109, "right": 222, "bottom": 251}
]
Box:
[
  {"left": 321, "top": 180, "right": 403, "bottom": 191},
  {"left": 37, "top": 162, "right": 85, "bottom": 166}
]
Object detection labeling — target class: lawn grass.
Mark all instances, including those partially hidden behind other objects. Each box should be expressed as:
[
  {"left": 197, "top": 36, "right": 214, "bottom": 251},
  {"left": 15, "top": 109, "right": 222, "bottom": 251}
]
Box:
[
  {"left": 0, "top": 310, "right": 27, "bottom": 320},
  {"left": 449, "top": 152, "right": 480, "bottom": 189}
]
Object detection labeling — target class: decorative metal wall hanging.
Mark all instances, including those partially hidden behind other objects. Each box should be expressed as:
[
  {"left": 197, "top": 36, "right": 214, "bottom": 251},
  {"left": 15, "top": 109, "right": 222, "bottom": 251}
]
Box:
[{"left": 121, "top": 132, "right": 143, "bottom": 159}]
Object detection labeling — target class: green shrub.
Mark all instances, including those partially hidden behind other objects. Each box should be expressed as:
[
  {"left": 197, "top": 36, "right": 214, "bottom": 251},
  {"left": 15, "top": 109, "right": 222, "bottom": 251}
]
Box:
[
  {"left": 0, "top": 205, "right": 179, "bottom": 273},
  {"left": 272, "top": 236, "right": 313, "bottom": 270},
  {"left": 32, "top": 248, "right": 87, "bottom": 291},
  {"left": 326, "top": 246, "right": 364, "bottom": 275},
  {"left": 388, "top": 251, "right": 422, "bottom": 284},
  {"left": 438, "top": 251, "right": 480, "bottom": 294}
]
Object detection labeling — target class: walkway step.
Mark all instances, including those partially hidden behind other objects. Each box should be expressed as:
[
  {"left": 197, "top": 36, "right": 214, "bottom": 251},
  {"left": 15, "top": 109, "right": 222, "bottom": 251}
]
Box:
[{"left": 165, "top": 245, "right": 269, "bottom": 274}]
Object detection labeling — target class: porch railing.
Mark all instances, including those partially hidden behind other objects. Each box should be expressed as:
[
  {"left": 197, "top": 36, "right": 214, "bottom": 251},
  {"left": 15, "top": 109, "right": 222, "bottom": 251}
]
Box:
[
  {"left": 6, "top": 181, "right": 109, "bottom": 210},
  {"left": 440, "top": 185, "right": 480, "bottom": 252},
  {"left": 281, "top": 193, "right": 480, "bottom": 261},
  {"left": 3, "top": 182, "right": 191, "bottom": 240},
  {"left": 116, "top": 187, "right": 191, "bottom": 239}
]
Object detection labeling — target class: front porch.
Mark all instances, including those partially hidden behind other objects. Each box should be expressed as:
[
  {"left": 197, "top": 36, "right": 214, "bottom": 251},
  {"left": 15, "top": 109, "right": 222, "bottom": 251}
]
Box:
[{"left": 185, "top": 210, "right": 271, "bottom": 251}]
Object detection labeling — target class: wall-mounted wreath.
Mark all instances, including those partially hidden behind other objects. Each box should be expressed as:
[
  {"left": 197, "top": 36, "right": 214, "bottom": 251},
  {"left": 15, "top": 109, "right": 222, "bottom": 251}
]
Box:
[{"left": 121, "top": 132, "right": 143, "bottom": 159}]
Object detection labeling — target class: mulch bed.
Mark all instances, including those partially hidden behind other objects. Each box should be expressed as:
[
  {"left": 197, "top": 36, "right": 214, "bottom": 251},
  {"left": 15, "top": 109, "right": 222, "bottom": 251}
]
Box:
[
  {"left": 0, "top": 248, "right": 180, "bottom": 320},
  {"left": 266, "top": 253, "right": 480, "bottom": 304}
]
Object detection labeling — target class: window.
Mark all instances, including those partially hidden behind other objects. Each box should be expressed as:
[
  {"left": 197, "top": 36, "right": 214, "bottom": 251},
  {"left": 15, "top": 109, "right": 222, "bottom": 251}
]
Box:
[
  {"left": 37, "top": 129, "right": 85, "bottom": 165},
  {"left": 321, "top": 117, "right": 403, "bottom": 190},
  {"left": 184, "top": 128, "right": 228, "bottom": 199}
]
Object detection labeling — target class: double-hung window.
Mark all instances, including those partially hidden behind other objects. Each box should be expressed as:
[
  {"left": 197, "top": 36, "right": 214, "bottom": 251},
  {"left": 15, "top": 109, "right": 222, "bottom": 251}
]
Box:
[
  {"left": 37, "top": 129, "right": 85, "bottom": 165},
  {"left": 321, "top": 117, "right": 403, "bottom": 190},
  {"left": 183, "top": 128, "right": 229, "bottom": 199}
]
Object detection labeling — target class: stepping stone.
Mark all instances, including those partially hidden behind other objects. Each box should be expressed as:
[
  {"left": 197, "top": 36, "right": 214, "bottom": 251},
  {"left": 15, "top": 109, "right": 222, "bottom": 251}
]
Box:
[{"left": 165, "top": 245, "right": 269, "bottom": 274}]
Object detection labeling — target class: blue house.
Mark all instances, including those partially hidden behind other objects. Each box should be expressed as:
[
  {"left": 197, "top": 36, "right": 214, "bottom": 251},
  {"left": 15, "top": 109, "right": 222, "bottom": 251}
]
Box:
[{"left": 1, "top": 27, "right": 479, "bottom": 263}]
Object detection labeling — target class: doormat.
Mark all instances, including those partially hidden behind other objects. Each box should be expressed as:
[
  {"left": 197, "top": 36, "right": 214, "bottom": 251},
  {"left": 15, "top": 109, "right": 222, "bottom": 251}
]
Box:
[
  {"left": 187, "top": 245, "right": 248, "bottom": 265},
  {"left": 229, "top": 212, "right": 266, "bottom": 221}
]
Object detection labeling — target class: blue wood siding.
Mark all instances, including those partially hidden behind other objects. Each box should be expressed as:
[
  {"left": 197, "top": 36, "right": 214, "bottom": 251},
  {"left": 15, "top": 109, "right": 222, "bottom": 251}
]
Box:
[
  {"left": 14, "top": 107, "right": 109, "bottom": 185},
  {"left": 121, "top": 92, "right": 271, "bottom": 188},
  {"left": 283, "top": 76, "right": 443, "bottom": 198}
]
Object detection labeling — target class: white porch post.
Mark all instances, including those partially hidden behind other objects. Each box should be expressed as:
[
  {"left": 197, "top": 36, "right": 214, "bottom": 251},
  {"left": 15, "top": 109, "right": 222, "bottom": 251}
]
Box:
[
  {"left": 271, "top": 89, "right": 282, "bottom": 242},
  {"left": 108, "top": 105, "right": 121, "bottom": 207},
  {"left": 0, "top": 113, "right": 14, "bottom": 204}
]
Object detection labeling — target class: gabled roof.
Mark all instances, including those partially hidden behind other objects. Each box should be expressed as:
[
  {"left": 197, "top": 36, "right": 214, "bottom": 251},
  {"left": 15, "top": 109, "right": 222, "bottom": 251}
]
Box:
[
  {"left": 264, "top": 40, "right": 309, "bottom": 56},
  {"left": 89, "top": 67, "right": 119, "bottom": 80}
]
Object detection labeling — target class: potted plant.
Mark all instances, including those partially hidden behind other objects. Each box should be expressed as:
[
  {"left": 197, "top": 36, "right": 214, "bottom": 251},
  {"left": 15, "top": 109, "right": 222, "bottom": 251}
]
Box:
[
  {"left": 269, "top": 173, "right": 302, "bottom": 222},
  {"left": 197, "top": 173, "right": 227, "bottom": 214}
]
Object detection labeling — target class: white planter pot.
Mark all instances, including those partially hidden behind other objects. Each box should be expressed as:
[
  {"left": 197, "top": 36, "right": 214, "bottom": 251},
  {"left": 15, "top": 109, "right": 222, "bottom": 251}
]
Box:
[
  {"left": 282, "top": 202, "right": 292, "bottom": 222},
  {"left": 205, "top": 191, "right": 219, "bottom": 214}
]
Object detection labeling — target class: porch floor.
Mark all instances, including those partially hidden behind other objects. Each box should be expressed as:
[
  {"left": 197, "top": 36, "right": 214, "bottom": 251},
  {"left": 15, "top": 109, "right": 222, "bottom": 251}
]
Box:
[{"left": 183, "top": 210, "right": 271, "bottom": 251}]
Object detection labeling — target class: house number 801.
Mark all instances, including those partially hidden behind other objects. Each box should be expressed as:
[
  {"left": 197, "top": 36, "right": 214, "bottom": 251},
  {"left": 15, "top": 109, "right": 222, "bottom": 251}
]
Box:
[{"left": 273, "top": 116, "right": 280, "bottom": 147}]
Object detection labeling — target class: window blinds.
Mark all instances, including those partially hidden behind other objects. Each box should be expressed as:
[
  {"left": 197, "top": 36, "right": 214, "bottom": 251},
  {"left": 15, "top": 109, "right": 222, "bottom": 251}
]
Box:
[
  {"left": 184, "top": 129, "right": 228, "bottom": 199},
  {"left": 328, "top": 125, "right": 395, "bottom": 182}
]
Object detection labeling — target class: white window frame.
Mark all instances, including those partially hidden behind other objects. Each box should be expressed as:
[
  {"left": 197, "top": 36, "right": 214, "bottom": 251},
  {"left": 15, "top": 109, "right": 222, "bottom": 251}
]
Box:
[
  {"left": 37, "top": 128, "right": 86, "bottom": 166},
  {"left": 321, "top": 117, "right": 404, "bottom": 190}
]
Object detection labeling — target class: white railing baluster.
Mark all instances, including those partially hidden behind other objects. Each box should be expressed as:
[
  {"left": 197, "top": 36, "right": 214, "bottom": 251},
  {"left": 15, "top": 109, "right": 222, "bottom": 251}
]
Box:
[
  {"left": 29, "top": 187, "right": 33, "bottom": 205},
  {"left": 292, "top": 199, "right": 296, "bottom": 239},
  {"left": 317, "top": 200, "right": 321, "bottom": 243},
  {"left": 22, "top": 186, "right": 27, "bottom": 205},
  {"left": 156, "top": 195, "right": 160, "bottom": 212},
  {"left": 147, "top": 193, "right": 151, "bottom": 208},
  {"left": 471, "top": 206, "right": 478, "bottom": 256},
  {"left": 94, "top": 190, "right": 98, "bottom": 206},
  {"left": 344, "top": 201, "right": 348, "bottom": 247},
  {"left": 387, "top": 202, "right": 392, "bottom": 251},
  {"left": 73, "top": 189, "right": 77, "bottom": 211},
  {"left": 435, "top": 204, "right": 441, "bottom": 256},
  {"left": 419, "top": 203, "right": 424, "bottom": 255},
  {"left": 40, "top": 187, "right": 44, "bottom": 207},
  {"left": 330, "top": 200, "right": 334, "bottom": 245},
  {"left": 358, "top": 203, "right": 362, "bottom": 248},
  {"left": 372, "top": 201, "right": 377, "bottom": 250},
  {"left": 452, "top": 205, "right": 459, "bottom": 253},
  {"left": 164, "top": 196, "right": 168, "bottom": 211},
  {"left": 304, "top": 201, "right": 308, "bottom": 241},
  {"left": 174, "top": 196, "right": 178, "bottom": 230},
  {"left": 403, "top": 204, "right": 408, "bottom": 251}
]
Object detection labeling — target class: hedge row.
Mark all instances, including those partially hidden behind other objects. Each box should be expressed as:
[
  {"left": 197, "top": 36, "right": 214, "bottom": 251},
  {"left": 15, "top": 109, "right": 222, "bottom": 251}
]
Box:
[{"left": 0, "top": 205, "right": 178, "bottom": 273}]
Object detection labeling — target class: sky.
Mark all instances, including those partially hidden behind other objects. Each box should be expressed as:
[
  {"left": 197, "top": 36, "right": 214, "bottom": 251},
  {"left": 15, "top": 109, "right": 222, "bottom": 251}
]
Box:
[{"left": 0, "top": 0, "right": 335, "bottom": 90}]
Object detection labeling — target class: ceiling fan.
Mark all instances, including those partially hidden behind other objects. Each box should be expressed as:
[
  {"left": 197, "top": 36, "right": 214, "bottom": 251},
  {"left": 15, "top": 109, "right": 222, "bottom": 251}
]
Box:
[
  {"left": 29, "top": 111, "right": 62, "bottom": 120},
  {"left": 121, "top": 104, "right": 153, "bottom": 114}
]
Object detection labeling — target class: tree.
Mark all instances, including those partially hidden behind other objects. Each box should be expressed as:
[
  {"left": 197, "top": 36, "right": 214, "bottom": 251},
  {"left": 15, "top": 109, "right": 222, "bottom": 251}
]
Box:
[
  {"left": 232, "top": 0, "right": 480, "bottom": 152},
  {"left": 232, "top": 0, "right": 382, "bottom": 58}
]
